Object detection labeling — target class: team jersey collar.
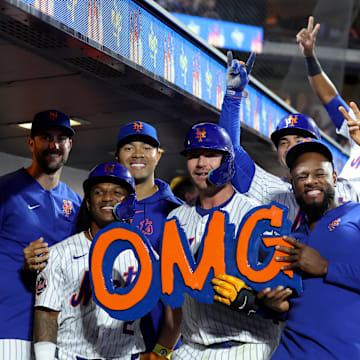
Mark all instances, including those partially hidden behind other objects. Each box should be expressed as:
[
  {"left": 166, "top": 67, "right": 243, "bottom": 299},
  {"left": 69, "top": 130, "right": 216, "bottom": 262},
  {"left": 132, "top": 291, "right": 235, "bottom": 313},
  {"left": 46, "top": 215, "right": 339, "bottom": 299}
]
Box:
[{"left": 196, "top": 191, "right": 236, "bottom": 216}]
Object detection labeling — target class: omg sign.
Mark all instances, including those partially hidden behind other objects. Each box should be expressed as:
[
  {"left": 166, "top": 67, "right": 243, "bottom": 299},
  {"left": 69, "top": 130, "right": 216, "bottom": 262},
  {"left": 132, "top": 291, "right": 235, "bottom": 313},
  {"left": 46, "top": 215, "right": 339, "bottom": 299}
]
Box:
[{"left": 89, "top": 202, "right": 302, "bottom": 321}]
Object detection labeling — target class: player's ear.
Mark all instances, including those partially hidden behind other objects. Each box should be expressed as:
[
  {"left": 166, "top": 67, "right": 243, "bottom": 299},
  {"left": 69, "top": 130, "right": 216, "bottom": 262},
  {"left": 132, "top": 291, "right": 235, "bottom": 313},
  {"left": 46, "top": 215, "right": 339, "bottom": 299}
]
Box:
[
  {"left": 332, "top": 171, "right": 337, "bottom": 187},
  {"left": 86, "top": 198, "right": 90, "bottom": 212},
  {"left": 28, "top": 136, "right": 35, "bottom": 153}
]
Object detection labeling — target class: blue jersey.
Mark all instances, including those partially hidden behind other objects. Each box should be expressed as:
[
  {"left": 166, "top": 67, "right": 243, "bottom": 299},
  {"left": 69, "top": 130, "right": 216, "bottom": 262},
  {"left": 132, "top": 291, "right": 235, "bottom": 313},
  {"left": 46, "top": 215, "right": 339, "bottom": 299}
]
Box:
[
  {"left": 131, "top": 178, "right": 183, "bottom": 352},
  {"left": 272, "top": 202, "right": 360, "bottom": 359},
  {"left": 0, "top": 168, "right": 82, "bottom": 341}
]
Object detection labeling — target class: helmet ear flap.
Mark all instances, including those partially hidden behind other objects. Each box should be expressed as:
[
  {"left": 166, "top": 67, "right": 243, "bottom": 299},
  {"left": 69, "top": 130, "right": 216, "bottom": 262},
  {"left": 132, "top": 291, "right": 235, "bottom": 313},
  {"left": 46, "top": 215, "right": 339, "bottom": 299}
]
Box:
[
  {"left": 113, "top": 194, "right": 137, "bottom": 222},
  {"left": 208, "top": 151, "right": 235, "bottom": 186}
]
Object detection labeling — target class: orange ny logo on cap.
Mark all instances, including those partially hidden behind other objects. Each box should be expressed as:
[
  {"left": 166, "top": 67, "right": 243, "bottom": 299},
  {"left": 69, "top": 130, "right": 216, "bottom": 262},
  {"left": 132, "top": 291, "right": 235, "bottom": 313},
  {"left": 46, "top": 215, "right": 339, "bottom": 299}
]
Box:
[
  {"left": 49, "top": 111, "right": 58, "bottom": 122},
  {"left": 104, "top": 164, "right": 115, "bottom": 175},
  {"left": 285, "top": 115, "right": 298, "bottom": 127},
  {"left": 133, "top": 122, "right": 143, "bottom": 133},
  {"left": 195, "top": 128, "right": 206, "bottom": 142}
]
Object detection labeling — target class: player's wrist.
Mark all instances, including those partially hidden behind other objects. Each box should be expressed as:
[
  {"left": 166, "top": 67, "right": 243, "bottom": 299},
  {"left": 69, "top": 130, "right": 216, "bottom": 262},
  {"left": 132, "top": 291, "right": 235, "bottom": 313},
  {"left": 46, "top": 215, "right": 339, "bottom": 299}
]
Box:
[
  {"left": 305, "top": 54, "right": 322, "bottom": 77},
  {"left": 226, "top": 89, "right": 248, "bottom": 99},
  {"left": 34, "top": 341, "right": 56, "bottom": 360},
  {"left": 152, "top": 343, "right": 173, "bottom": 359}
]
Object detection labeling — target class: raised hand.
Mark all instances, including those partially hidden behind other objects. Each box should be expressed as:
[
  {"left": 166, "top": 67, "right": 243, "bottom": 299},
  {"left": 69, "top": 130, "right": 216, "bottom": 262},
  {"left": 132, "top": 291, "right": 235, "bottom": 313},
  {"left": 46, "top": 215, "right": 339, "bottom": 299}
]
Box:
[
  {"left": 226, "top": 50, "right": 256, "bottom": 92},
  {"left": 339, "top": 101, "right": 360, "bottom": 146},
  {"left": 296, "top": 16, "right": 321, "bottom": 57}
]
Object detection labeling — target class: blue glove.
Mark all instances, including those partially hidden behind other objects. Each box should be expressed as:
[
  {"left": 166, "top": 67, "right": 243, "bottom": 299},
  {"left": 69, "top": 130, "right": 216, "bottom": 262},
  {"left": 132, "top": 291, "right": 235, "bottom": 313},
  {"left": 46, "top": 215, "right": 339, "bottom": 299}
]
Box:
[{"left": 226, "top": 51, "right": 256, "bottom": 96}]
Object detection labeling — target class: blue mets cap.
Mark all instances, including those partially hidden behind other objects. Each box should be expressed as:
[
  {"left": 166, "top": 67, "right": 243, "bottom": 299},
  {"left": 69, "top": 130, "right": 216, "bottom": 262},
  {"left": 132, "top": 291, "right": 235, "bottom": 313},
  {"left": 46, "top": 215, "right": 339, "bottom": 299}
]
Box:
[
  {"left": 83, "top": 162, "right": 135, "bottom": 196},
  {"left": 286, "top": 138, "right": 333, "bottom": 170},
  {"left": 117, "top": 121, "right": 160, "bottom": 149},
  {"left": 31, "top": 110, "right": 75, "bottom": 138}
]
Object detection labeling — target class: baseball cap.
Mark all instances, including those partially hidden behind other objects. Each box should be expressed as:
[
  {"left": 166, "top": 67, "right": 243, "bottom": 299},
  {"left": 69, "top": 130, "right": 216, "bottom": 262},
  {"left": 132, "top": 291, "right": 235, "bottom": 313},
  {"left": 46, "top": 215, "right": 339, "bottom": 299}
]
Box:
[
  {"left": 31, "top": 110, "right": 75, "bottom": 137},
  {"left": 286, "top": 138, "right": 333, "bottom": 170},
  {"left": 117, "top": 121, "right": 160, "bottom": 149},
  {"left": 83, "top": 162, "right": 135, "bottom": 196}
]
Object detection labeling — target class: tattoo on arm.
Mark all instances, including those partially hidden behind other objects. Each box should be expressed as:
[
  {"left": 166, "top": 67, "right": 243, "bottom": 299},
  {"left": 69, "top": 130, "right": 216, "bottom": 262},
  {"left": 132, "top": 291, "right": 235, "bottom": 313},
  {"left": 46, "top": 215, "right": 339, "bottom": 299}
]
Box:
[{"left": 34, "top": 307, "right": 59, "bottom": 344}]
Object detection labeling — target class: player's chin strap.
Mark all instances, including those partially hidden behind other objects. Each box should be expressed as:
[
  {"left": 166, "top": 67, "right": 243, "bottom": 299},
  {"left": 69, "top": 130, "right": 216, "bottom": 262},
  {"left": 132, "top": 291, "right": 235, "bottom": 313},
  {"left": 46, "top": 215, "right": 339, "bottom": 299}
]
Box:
[
  {"left": 229, "top": 288, "right": 259, "bottom": 316},
  {"left": 113, "top": 194, "right": 136, "bottom": 222},
  {"left": 208, "top": 152, "right": 235, "bottom": 186}
]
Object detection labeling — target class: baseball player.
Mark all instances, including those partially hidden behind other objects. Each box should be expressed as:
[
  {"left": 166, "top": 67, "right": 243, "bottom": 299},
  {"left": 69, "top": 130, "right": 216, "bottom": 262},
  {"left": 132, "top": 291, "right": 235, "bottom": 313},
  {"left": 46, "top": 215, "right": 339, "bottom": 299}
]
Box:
[
  {"left": 168, "top": 122, "right": 282, "bottom": 360},
  {"left": 33, "top": 162, "right": 178, "bottom": 360},
  {"left": 0, "top": 110, "right": 82, "bottom": 360},
  {"left": 269, "top": 139, "right": 360, "bottom": 359},
  {"left": 297, "top": 15, "right": 360, "bottom": 181},
  {"left": 115, "top": 121, "right": 183, "bottom": 352},
  {"left": 213, "top": 138, "right": 360, "bottom": 359},
  {"left": 220, "top": 51, "right": 360, "bottom": 231}
]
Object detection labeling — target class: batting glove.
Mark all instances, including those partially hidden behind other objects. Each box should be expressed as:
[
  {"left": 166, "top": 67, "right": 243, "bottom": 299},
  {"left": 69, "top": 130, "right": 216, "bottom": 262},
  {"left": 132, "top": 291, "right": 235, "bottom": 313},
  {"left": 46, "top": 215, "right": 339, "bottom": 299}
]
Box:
[
  {"left": 226, "top": 51, "right": 256, "bottom": 98},
  {"left": 212, "top": 274, "right": 258, "bottom": 315}
]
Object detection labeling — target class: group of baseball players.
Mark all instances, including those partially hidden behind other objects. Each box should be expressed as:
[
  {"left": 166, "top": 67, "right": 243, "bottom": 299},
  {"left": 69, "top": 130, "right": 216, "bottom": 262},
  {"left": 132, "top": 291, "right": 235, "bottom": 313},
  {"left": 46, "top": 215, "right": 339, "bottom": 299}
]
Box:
[{"left": 1, "top": 15, "right": 360, "bottom": 360}]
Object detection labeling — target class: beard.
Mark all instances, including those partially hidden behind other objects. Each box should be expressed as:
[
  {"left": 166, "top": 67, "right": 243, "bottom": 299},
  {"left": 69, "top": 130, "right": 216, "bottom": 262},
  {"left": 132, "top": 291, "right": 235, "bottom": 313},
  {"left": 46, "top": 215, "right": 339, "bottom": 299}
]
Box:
[
  {"left": 296, "top": 187, "right": 335, "bottom": 224},
  {"left": 36, "top": 149, "right": 68, "bottom": 174}
]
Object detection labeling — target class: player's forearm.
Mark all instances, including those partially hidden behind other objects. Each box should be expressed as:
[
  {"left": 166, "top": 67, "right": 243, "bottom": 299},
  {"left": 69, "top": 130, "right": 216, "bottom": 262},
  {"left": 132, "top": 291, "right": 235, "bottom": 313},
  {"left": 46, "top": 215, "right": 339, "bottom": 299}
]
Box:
[
  {"left": 308, "top": 71, "right": 338, "bottom": 106},
  {"left": 219, "top": 94, "right": 241, "bottom": 146},
  {"left": 34, "top": 307, "right": 59, "bottom": 344},
  {"left": 156, "top": 306, "right": 182, "bottom": 349},
  {"left": 326, "top": 262, "right": 360, "bottom": 292}
]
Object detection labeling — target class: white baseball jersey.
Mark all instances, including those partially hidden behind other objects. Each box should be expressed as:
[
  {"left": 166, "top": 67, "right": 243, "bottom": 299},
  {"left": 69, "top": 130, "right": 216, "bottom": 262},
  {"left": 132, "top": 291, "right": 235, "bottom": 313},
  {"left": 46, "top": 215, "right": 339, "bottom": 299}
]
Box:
[
  {"left": 0, "top": 339, "right": 33, "bottom": 360},
  {"left": 337, "top": 116, "right": 360, "bottom": 181},
  {"left": 245, "top": 164, "right": 360, "bottom": 231},
  {"left": 168, "top": 192, "right": 282, "bottom": 360},
  {"left": 35, "top": 232, "right": 144, "bottom": 360}
]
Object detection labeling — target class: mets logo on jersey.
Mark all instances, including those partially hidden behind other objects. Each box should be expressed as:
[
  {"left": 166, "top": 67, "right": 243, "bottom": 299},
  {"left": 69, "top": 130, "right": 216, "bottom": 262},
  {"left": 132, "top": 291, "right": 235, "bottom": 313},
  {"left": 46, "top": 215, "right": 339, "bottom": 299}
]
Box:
[
  {"left": 328, "top": 218, "right": 341, "bottom": 231},
  {"left": 36, "top": 272, "right": 48, "bottom": 296},
  {"left": 104, "top": 163, "right": 115, "bottom": 175},
  {"left": 195, "top": 127, "right": 206, "bottom": 142},
  {"left": 63, "top": 200, "right": 73, "bottom": 218},
  {"left": 285, "top": 114, "right": 298, "bottom": 127},
  {"left": 133, "top": 121, "right": 143, "bottom": 132},
  {"left": 139, "top": 218, "right": 153, "bottom": 236}
]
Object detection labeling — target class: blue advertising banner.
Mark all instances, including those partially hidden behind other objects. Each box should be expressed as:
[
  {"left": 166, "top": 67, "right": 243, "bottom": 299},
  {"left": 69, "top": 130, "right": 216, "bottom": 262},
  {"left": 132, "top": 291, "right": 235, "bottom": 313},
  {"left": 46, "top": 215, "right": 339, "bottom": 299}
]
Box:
[
  {"left": 13, "top": 0, "right": 348, "bottom": 171},
  {"left": 170, "top": 13, "right": 263, "bottom": 53}
]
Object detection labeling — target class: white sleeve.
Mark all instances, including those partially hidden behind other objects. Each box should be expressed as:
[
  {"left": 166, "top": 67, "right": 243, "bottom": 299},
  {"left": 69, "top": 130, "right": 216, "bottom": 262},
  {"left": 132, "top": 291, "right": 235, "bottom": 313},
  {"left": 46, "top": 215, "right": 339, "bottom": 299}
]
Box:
[
  {"left": 245, "top": 164, "right": 291, "bottom": 204},
  {"left": 35, "top": 245, "right": 64, "bottom": 311}
]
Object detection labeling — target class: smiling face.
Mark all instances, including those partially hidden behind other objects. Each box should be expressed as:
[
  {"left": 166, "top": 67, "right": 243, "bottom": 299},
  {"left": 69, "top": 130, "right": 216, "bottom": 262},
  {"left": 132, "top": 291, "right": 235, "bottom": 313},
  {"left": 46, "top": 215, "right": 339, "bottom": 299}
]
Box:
[
  {"left": 87, "top": 182, "right": 129, "bottom": 229},
  {"left": 116, "top": 141, "right": 161, "bottom": 185},
  {"left": 277, "top": 134, "right": 307, "bottom": 168},
  {"left": 186, "top": 148, "right": 224, "bottom": 191},
  {"left": 291, "top": 152, "right": 337, "bottom": 222},
  {"left": 28, "top": 127, "right": 72, "bottom": 174}
]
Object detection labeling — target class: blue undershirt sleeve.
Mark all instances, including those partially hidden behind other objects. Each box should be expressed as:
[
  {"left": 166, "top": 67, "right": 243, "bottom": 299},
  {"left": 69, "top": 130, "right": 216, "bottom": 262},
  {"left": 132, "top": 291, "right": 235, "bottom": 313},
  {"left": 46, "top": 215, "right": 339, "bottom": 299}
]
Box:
[
  {"left": 219, "top": 95, "right": 255, "bottom": 193},
  {"left": 326, "top": 262, "right": 360, "bottom": 292},
  {"left": 324, "top": 94, "right": 349, "bottom": 130}
]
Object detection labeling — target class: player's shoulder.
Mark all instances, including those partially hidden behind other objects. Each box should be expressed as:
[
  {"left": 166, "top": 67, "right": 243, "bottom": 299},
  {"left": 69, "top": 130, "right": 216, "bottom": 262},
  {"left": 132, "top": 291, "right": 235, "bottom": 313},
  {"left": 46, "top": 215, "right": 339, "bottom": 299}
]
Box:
[
  {"left": 0, "top": 168, "right": 29, "bottom": 188},
  {"left": 51, "top": 232, "right": 86, "bottom": 253},
  {"left": 232, "top": 190, "right": 261, "bottom": 208},
  {"left": 167, "top": 203, "right": 194, "bottom": 219},
  {"left": 56, "top": 181, "right": 82, "bottom": 204}
]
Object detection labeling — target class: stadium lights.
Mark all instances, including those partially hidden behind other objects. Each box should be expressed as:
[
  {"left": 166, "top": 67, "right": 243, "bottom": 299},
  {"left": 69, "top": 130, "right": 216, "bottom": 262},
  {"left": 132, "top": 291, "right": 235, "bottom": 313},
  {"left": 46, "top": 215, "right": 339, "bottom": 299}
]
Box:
[{"left": 17, "top": 117, "right": 90, "bottom": 130}]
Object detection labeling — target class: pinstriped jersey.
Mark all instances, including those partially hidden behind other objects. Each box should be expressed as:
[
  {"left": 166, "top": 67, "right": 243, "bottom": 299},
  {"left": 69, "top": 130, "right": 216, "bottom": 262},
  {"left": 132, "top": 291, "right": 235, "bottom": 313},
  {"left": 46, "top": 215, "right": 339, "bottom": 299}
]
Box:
[
  {"left": 246, "top": 164, "right": 360, "bottom": 231},
  {"left": 167, "top": 192, "right": 282, "bottom": 347},
  {"left": 35, "top": 232, "right": 144, "bottom": 359}
]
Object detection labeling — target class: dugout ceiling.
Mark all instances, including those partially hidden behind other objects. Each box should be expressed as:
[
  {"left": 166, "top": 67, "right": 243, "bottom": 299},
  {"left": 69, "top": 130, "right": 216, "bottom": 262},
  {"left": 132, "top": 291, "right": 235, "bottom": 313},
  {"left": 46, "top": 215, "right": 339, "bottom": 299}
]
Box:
[{"left": 0, "top": 0, "right": 297, "bottom": 181}]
